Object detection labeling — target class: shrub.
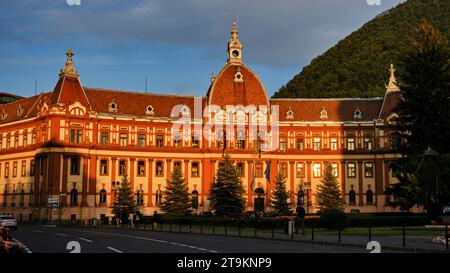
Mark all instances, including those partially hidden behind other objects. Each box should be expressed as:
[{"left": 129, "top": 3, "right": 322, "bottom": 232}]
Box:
[{"left": 319, "top": 208, "right": 347, "bottom": 230}]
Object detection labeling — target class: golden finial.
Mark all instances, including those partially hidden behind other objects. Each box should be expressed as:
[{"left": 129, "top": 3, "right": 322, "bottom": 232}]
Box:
[
  {"left": 386, "top": 63, "right": 399, "bottom": 92},
  {"left": 59, "top": 48, "right": 79, "bottom": 77}
]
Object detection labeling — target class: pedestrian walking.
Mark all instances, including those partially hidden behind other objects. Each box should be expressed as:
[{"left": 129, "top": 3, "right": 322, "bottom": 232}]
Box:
[
  {"left": 295, "top": 205, "right": 306, "bottom": 234},
  {"left": 129, "top": 212, "right": 135, "bottom": 228}
]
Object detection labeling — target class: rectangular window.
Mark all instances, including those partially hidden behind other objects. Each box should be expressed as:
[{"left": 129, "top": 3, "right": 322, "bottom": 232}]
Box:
[
  {"left": 174, "top": 138, "right": 182, "bottom": 148},
  {"left": 70, "top": 129, "right": 82, "bottom": 144},
  {"left": 119, "top": 160, "right": 127, "bottom": 176},
  {"left": 191, "top": 162, "right": 199, "bottom": 177},
  {"left": 365, "top": 162, "right": 374, "bottom": 178},
  {"left": 70, "top": 157, "right": 80, "bottom": 175},
  {"left": 101, "top": 132, "right": 109, "bottom": 145},
  {"left": 32, "top": 132, "right": 36, "bottom": 144},
  {"left": 30, "top": 160, "right": 35, "bottom": 176},
  {"left": 255, "top": 161, "right": 263, "bottom": 178},
  {"left": 280, "top": 138, "right": 287, "bottom": 151},
  {"left": 100, "top": 159, "right": 108, "bottom": 175},
  {"left": 313, "top": 163, "right": 321, "bottom": 178},
  {"left": 119, "top": 133, "right": 127, "bottom": 147},
  {"left": 137, "top": 161, "right": 145, "bottom": 176},
  {"left": 236, "top": 139, "right": 245, "bottom": 149},
  {"left": 6, "top": 136, "right": 10, "bottom": 149},
  {"left": 236, "top": 162, "right": 245, "bottom": 178},
  {"left": 23, "top": 133, "right": 27, "bottom": 146},
  {"left": 347, "top": 162, "right": 356, "bottom": 178},
  {"left": 14, "top": 134, "right": 19, "bottom": 147},
  {"left": 330, "top": 138, "right": 338, "bottom": 151},
  {"left": 156, "top": 135, "right": 164, "bottom": 147},
  {"left": 279, "top": 162, "right": 288, "bottom": 178},
  {"left": 347, "top": 138, "right": 355, "bottom": 151},
  {"left": 4, "top": 162, "right": 9, "bottom": 178},
  {"left": 21, "top": 160, "right": 26, "bottom": 177},
  {"left": 191, "top": 136, "right": 199, "bottom": 148},
  {"left": 155, "top": 161, "right": 163, "bottom": 176},
  {"left": 296, "top": 162, "right": 305, "bottom": 178},
  {"left": 296, "top": 138, "right": 304, "bottom": 150},
  {"left": 174, "top": 161, "right": 181, "bottom": 169},
  {"left": 138, "top": 134, "right": 146, "bottom": 147},
  {"left": 364, "top": 138, "right": 372, "bottom": 150},
  {"left": 13, "top": 161, "right": 18, "bottom": 177},
  {"left": 0, "top": 137, "right": 2, "bottom": 149},
  {"left": 313, "top": 138, "right": 321, "bottom": 151},
  {"left": 331, "top": 163, "right": 339, "bottom": 177}
]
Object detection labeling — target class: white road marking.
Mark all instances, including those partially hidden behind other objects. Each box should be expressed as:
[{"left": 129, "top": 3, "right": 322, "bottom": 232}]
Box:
[
  {"left": 32, "top": 230, "right": 44, "bottom": 233},
  {"left": 107, "top": 246, "right": 123, "bottom": 253},
  {"left": 13, "top": 239, "right": 32, "bottom": 253},
  {"left": 74, "top": 229, "right": 218, "bottom": 253},
  {"left": 56, "top": 233, "right": 67, "bottom": 236},
  {"left": 78, "top": 237, "right": 93, "bottom": 243}
]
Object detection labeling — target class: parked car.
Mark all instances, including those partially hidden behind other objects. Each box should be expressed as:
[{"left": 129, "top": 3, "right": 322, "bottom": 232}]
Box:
[{"left": 0, "top": 215, "right": 18, "bottom": 230}]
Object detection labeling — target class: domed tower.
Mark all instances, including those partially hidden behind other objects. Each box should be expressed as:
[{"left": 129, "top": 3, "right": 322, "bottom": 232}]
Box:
[{"left": 207, "top": 22, "right": 269, "bottom": 108}]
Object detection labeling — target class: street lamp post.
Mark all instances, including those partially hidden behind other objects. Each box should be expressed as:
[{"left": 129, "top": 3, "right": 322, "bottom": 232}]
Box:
[{"left": 416, "top": 146, "right": 441, "bottom": 222}]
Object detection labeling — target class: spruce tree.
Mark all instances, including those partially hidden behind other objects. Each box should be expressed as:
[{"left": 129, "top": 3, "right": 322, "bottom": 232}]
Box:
[
  {"left": 393, "top": 20, "right": 450, "bottom": 212},
  {"left": 209, "top": 155, "right": 246, "bottom": 217},
  {"left": 270, "top": 173, "right": 291, "bottom": 215},
  {"left": 316, "top": 164, "right": 343, "bottom": 210},
  {"left": 161, "top": 165, "right": 191, "bottom": 215},
  {"left": 112, "top": 173, "right": 137, "bottom": 222}
]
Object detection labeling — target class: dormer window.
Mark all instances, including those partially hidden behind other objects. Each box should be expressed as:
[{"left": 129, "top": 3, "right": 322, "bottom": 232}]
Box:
[
  {"left": 17, "top": 105, "right": 25, "bottom": 117},
  {"left": 234, "top": 67, "right": 244, "bottom": 83},
  {"left": 146, "top": 105, "right": 154, "bottom": 115},
  {"left": 181, "top": 105, "right": 190, "bottom": 116},
  {"left": 1, "top": 109, "right": 7, "bottom": 120},
  {"left": 320, "top": 107, "right": 328, "bottom": 120},
  {"left": 108, "top": 100, "right": 118, "bottom": 113},
  {"left": 354, "top": 108, "right": 362, "bottom": 120},
  {"left": 286, "top": 107, "right": 294, "bottom": 120}
]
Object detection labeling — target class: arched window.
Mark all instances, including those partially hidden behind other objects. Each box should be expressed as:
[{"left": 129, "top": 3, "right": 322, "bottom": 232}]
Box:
[
  {"left": 70, "top": 188, "right": 78, "bottom": 205},
  {"left": 136, "top": 190, "right": 144, "bottom": 205},
  {"left": 349, "top": 190, "right": 356, "bottom": 205},
  {"left": 3, "top": 190, "right": 7, "bottom": 207},
  {"left": 155, "top": 190, "right": 162, "bottom": 206},
  {"left": 11, "top": 191, "right": 16, "bottom": 206},
  {"left": 191, "top": 190, "right": 199, "bottom": 210},
  {"left": 29, "top": 189, "right": 34, "bottom": 207},
  {"left": 297, "top": 190, "right": 305, "bottom": 206},
  {"left": 99, "top": 189, "right": 107, "bottom": 204},
  {"left": 366, "top": 189, "right": 374, "bottom": 204},
  {"left": 19, "top": 190, "right": 25, "bottom": 206}
]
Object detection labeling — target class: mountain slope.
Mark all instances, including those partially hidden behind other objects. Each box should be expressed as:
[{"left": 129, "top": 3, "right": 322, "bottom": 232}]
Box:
[{"left": 273, "top": 0, "right": 450, "bottom": 98}]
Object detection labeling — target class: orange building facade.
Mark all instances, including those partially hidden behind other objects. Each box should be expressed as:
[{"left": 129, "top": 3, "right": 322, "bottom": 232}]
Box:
[{"left": 0, "top": 23, "right": 405, "bottom": 221}]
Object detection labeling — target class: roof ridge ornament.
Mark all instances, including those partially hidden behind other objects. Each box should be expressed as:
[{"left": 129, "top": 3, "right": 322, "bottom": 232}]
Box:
[
  {"left": 227, "top": 22, "right": 243, "bottom": 64},
  {"left": 385, "top": 64, "right": 400, "bottom": 92},
  {"left": 59, "top": 48, "right": 79, "bottom": 77}
]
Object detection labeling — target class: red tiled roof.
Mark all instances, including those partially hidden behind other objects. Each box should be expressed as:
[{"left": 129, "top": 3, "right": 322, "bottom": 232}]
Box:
[
  {"left": 208, "top": 63, "right": 269, "bottom": 107},
  {"left": 270, "top": 98, "right": 384, "bottom": 122},
  {"left": 0, "top": 93, "right": 44, "bottom": 125},
  {"left": 85, "top": 88, "right": 207, "bottom": 118},
  {"left": 48, "top": 75, "right": 91, "bottom": 108},
  {"left": 378, "top": 92, "right": 403, "bottom": 118}
]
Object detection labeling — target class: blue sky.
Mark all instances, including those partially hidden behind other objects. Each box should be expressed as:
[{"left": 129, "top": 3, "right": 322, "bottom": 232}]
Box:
[{"left": 0, "top": 0, "right": 404, "bottom": 98}]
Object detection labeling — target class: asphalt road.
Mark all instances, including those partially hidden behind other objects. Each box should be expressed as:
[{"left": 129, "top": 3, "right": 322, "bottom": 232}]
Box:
[{"left": 11, "top": 225, "right": 375, "bottom": 253}]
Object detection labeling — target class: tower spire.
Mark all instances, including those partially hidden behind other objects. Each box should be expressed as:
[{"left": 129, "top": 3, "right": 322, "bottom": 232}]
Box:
[
  {"left": 227, "top": 22, "right": 243, "bottom": 64},
  {"left": 386, "top": 63, "right": 399, "bottom": 92},
  {"left": 59, "top": 48, "right": 79, "bottom": 77}
]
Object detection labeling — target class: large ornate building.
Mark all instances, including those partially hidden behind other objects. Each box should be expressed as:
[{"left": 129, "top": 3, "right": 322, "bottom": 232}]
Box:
[{"left": 0, "top": 23, "right": 405, "bottom": 222}]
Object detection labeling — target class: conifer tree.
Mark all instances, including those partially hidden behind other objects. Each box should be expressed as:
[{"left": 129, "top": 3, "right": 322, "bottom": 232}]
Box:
[
  {"left": 209, "top": 155, "right": 246, "bottom": 216},
  {"left": 161, "top": 165, "right": 191, "bottom": 215},
  {"left": 112, "top": 173, "right": 137, "bottom": 222},
  {"left": 316, "top": 164, "right": 343, "bottom": 210},
  {"left": 270, "top": 173, "right": 291, "bottom": 215}
]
